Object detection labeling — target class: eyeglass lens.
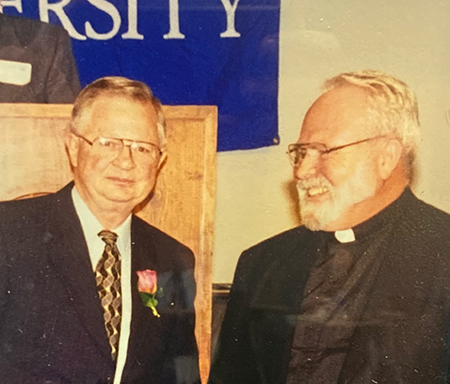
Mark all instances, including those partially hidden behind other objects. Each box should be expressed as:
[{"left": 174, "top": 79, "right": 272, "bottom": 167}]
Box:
[
  {"left": 287, "top": 143, "right": 327, "bottom": 166},
  {"left": 94, "top": 137, "right": 160, "bottom": 162}
]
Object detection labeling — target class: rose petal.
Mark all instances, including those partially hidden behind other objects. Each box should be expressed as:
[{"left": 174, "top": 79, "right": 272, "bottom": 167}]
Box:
[{"left": 137, "top": 269, "right": 158, "bottom": 294}]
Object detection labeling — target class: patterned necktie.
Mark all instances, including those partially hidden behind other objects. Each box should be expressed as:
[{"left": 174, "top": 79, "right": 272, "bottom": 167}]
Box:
[{"left": 96, "top": 230, "right": 122, "bottom": 361}]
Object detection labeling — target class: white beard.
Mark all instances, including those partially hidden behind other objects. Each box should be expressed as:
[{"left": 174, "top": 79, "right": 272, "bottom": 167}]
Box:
[{"left": 297, "top": 162, "right": 377, "bottom": 231}]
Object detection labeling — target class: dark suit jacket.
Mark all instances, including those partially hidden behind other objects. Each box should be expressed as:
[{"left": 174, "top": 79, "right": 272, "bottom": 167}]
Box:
[
  {"left": 0, "top": 183, "right": 200, "bottom": 384},
  {"left": 0, "top": 13, "right": 80, "bottom": 103},
  {"left": 209, "top": 189, "right": 450, "bottom": 384}
]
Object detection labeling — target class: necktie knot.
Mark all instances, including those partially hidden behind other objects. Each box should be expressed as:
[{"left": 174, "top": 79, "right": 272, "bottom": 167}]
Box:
[{"left": 98, "top": 230, "right": 118, "bottom": 246}]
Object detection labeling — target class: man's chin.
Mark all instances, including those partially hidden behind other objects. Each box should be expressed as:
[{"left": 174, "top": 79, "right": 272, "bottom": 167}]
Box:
[
  {"left": 300, "top": 202, "right": 341, "bottom": 232},
  {"left": 94, "top": 188, "right": 138, "bottom": 208},
  {"left": 302, "top": 220, "right": 324, "bottom": 231},
  {"left": 300, "top": 212, "right": 328, "bottom": 231},
  {"left": 103, "top": 191, "right": 145, "bottom": 206}
]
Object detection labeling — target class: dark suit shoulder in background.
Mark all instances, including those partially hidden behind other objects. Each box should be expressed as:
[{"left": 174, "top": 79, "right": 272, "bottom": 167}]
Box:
[{"left": 0, "top": 13, "right": 81, "bottom": 103}]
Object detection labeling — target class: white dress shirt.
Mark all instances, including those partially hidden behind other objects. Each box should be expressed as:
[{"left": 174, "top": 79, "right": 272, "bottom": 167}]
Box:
[{"left": 72, "top": 187, "right": 132, "bottom": 384}]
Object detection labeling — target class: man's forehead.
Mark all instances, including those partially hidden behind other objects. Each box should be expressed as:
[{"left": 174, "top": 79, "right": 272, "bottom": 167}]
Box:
[
  {"left": 299, "top": 86, "right": 371, "bottom": 144},
  {"left": 77, "top": 94, "right": 157, "bottom": 133}
]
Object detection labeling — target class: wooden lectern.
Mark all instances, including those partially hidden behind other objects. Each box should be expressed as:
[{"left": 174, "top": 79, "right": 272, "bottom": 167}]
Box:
[{"left": 0, "top": 103, "right": 217, "bottom": 383}]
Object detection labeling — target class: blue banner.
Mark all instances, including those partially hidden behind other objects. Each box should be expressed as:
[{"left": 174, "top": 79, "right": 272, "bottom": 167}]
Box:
[{"left": 3, "top": 0, "right": 280, "bottom": 151}]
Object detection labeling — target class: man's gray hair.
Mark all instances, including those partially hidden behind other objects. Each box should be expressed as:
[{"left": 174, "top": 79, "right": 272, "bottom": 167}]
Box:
[
  {"left": 323, "top": 70, "right": 420, "bottom": 176},
  {"left": 71, "top": 76, "right": 167, "bottom": 150}
]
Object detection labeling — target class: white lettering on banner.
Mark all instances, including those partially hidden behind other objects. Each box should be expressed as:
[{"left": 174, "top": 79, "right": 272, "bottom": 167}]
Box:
[
  {"left": 220, "top": 0, "right": 241, "bottom": 38},
  {"left": 85, "top": 0, "right": 121, "bottom": 40},
  {"left": 163, "top": 0, "right": 185, "bottom": 40},
  {"left": 39, "top": 0, "right": 87, "bottom": 40},
  {"left": 10, "top": 0, "right": 242, "bottom": 41},
  {"left": 121, "top": 0, "right": 144, "bottom": 40},
  {"left": 1, "top": 0, "right": 23, "bottom": 13}
]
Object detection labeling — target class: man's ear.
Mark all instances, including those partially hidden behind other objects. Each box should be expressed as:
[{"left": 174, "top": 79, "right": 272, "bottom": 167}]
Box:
[
  {"left": 378, "top": 138, "right": 403, "bottom": 180},
  {"left": 65, "top": 128, "right": 80, "bottom": 168},
  {"left": 157, "top": 151, "right": 167, "bottom": 171}
]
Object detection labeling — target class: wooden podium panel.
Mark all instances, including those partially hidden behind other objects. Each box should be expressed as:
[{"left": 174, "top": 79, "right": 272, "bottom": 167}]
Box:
[{"left": 0, "top": 103, "right": 217, "bottom": 383}]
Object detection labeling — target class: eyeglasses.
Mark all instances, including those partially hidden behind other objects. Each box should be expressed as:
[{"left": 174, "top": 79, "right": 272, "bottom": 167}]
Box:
[
  {"left": 287, "top": 135, "right": 386, "bottom": 167},
  {"left": 71, "top": 130, "right": 162, "bottom": 164}
]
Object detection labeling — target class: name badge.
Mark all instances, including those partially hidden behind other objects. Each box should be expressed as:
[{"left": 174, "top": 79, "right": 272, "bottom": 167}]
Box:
[{"left": 0, "top": 59, "right": 32, "bottom": 85}]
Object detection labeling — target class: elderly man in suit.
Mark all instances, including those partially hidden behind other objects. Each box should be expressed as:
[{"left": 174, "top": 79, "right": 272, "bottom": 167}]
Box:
[
  {"left": 209, "top": 70, "right": 450, "bottom": 384},
  {"left": 0, "top": 12, "right": 80, "bottom": 102},
  {"left": 0, "top": 76, "right": 200, "bottom": 384}
]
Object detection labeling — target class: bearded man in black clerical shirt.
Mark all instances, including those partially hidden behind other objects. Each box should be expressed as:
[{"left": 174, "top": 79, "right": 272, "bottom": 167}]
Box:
[{"left": 208, "top": 70, "right": 450, "bottom": 384}]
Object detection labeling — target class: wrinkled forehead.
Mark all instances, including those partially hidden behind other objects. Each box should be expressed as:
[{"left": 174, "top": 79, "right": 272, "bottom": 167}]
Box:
[{"left": 299, "top": 86, "right": 372, "bottom": 145}]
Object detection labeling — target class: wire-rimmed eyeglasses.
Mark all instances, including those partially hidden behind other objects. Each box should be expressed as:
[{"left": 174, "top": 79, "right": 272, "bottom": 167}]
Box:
[
  {"left": 286, "top": 135, "right": 387, "bottom": 167},
  {"left": 71, "top": 130, "right": 162, "bottom": 164}
]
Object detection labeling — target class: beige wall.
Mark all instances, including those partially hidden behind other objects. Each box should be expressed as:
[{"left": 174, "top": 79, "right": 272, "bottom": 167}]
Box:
[{"left": 213, "top": 0, "right": 450, "bottom": 283}]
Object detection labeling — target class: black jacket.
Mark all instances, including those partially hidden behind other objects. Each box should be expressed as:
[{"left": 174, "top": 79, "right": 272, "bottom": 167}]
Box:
[
  {"left": 0, "top": 183, "right": 200, "bottom": 384},
  {"left": 209, "top": 189, "right": 450, "bottom": 384}
]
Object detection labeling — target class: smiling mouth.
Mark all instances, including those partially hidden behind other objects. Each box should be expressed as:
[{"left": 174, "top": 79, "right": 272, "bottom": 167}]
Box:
[{"left": 307, "top": 186, "right": 329, "bottom": 197}]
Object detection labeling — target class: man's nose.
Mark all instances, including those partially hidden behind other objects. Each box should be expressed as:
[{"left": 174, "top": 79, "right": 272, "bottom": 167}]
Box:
[
  {"left": 293, "top": 153, "right": 319, "bottom": 180},
  {"left": 113, "top": 145, "right": 135, "bottom": 170}
]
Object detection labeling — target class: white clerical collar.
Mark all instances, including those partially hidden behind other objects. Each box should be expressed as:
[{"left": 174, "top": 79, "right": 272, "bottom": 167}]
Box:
[{"left": 334, "top": 228, "right": 356, "bottom": 243}]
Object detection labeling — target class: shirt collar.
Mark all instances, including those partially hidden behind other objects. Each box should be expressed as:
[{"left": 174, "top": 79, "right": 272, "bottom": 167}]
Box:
[{"left": 71, "top": 186, "right": 131, "bottom": 251}]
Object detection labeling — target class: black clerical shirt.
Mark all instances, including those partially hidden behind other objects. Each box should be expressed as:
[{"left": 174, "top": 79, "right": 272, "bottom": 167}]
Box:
[{"left": 286, "top": 198, "right": 402, "bottom": 383}]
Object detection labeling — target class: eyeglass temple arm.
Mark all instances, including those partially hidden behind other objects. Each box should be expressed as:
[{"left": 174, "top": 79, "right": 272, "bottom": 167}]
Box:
[{"left": 71, "top": 130, "right": 94, "bottom": 146}]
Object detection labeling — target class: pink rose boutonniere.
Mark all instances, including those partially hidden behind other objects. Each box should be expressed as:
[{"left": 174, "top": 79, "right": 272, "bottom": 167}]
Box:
[{"left": 137, "top": 269, "right": 163, "bottom": 318}]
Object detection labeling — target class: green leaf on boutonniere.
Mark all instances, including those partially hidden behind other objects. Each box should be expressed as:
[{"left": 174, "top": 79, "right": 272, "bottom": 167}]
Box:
[{"left": 139, "top": 288, "right": 163, "bottom": 317}]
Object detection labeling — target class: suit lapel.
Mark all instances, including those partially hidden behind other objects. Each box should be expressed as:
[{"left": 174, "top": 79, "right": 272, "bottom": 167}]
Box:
[
  {"left": 45, "top": 185, "right": 112, "bottom": 363},
  {"left": 122, "top": 218, "right": 163, "bottom": 379}
]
